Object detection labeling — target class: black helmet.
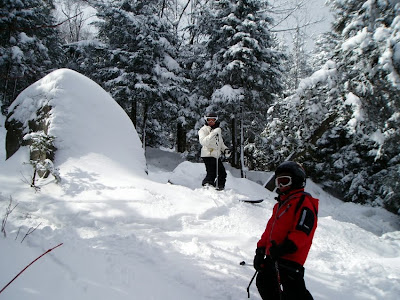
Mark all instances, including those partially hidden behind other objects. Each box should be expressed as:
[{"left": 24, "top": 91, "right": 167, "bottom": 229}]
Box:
[{"left": 275, "top": 161, "right": 306, "bottom": 189}]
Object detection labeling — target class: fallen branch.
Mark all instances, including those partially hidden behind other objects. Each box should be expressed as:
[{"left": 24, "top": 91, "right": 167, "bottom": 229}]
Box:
[
  {"left": 0, "top": 243, "right": 63, "bottom": 295},
  {"left": 21, "top": 222, "right": 42, "bottom": 243},
  {"left": 1, "top": 197, "right": 18, "bottom": 238}
]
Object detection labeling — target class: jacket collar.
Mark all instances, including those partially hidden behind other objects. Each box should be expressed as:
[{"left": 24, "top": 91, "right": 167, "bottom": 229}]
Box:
[{"left": 276, "top": 188, "right": 305, "bottom": 203}]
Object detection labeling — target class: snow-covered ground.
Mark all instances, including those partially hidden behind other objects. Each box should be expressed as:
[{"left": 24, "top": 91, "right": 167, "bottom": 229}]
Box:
[{"left": 0, "top": 69, "right": 399, "bottom": 300}]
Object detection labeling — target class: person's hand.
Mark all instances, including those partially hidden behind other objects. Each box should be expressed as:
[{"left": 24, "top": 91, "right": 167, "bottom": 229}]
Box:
[
  {"left": 212, "top": 128, "right": 221, "bottom": 135},
  {"left": 224, "top": 149, "right": 231, "bottom": 158},
  {"left": 269, "top": 239, "right": 297, "bottom": 260},
  {"left": 269, "top": 241, "right": 281, "bottom": 261},
  {"left": 253, "top": 247, "right": 266, "bottom": 271}
]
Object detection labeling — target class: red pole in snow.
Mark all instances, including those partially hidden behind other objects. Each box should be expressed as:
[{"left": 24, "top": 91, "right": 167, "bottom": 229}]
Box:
[{"left": 0, "top": 243, "right": 63, "bottom": 295}]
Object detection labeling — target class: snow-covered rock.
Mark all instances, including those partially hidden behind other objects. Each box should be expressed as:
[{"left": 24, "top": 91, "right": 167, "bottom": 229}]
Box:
[{"left": 5, "top": 68, "right": 146, "bottom": 181}]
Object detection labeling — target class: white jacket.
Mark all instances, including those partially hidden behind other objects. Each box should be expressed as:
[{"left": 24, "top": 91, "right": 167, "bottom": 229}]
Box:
[{"left": 198, "top": 125, "right": 228, "bottom": 158}]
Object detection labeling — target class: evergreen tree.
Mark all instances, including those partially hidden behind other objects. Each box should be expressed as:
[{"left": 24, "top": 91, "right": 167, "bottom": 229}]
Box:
[
  {"left": 262, "top": 0, "right": 400, "bottom": 215},
  {"left": 311, "top": 31, "right": 340, "bottom": 70},
  {"left": 93, "top": 0, "right": 189, "bottom": 148},
  {"left": 324, "top": 0, "right": 400, "bottom": 214},
  {"left": 193, "top": 0, "right": 284, "bottom": 171},
  {"left": 0, "top": 0, "right": 64, "bottom": 112}
]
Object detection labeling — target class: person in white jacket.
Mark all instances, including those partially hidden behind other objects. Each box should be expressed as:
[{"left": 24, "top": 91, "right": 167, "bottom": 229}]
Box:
[{"left": 198, "top": 112, "right": 230, "bottom": 190}]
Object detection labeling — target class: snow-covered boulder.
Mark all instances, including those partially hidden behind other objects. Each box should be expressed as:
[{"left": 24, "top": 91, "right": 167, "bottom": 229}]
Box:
[{"left": 5, "top": 68, "right": 146, "bottom": 179}]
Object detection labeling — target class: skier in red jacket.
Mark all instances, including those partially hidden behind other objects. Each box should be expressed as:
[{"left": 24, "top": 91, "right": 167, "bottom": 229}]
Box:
[{"left": 254, "top": 161, "right": 318, "bottom": 300}]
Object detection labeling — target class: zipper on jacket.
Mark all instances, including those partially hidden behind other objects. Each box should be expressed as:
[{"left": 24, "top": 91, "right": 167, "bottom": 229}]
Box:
[
  {"left": 268, "top": 196, "right": 296, "bottom": 244},
  {"left": 278, "top": 204, "right": 292, "bottom": 219}
]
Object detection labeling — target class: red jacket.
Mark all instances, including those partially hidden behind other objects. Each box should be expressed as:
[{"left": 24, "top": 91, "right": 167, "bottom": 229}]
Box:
[{"left": 257, "top": 189, "right": 319, "bottom": 265}]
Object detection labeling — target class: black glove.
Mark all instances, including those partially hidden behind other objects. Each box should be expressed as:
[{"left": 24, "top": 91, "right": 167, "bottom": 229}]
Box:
[
  {"left": 269, "top": 241, "right": 281, "bottom": 261},
  {"left": 269, "top": 239, "right": 297, "bottom": 261},
  {"left": 253, "top": 247, "right": 266, "bottom": 271}
]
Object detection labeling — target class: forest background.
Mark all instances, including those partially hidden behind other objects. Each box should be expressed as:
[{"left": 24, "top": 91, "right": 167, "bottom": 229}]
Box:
[{"left": 1, "top": 0, "right": 399, "bottom": 215}]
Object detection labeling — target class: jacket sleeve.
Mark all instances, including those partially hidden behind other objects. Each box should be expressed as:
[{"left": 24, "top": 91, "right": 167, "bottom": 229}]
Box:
[
  {"left": 287, "top": 197, "right": 318, "bottom": 249},
  {"left": 219, "top": 137, "right": 228, "bottom": 152},
  {"left": 199, "top": 126, "right": 214, "bottom": 147}
]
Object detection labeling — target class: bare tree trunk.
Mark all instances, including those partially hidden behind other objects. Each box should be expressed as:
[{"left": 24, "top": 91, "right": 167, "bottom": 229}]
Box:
[
  {"left": 141, "top": 103, "right": 149, "bottom": 148},
  {"left": 130, "top": 99, "right": 137, "bottom": 127},
  {"left": 177, "top": 121, "right": 186, "bottom": 152},
  {"left": 160, "top": 0, "right": 167, "bottom": 18},
  {"left": 231, "top": 116, "right": 238, "bottom": 167},
  {"left": 240, "top": 105, "right": 245, "bottom": 178},
  {"left": 2, "top": 28, "right": 12, "bottom": 109},
  {"left": 2, "top": 76, "right": 9, "bottom": 108}
]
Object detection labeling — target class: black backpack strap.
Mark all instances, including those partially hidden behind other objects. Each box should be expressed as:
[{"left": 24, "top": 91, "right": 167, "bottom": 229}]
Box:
[
  {"left": 294, "top": 194, "right": 306, "bottom": 215},
  {"left": 295, "top": 192, "right": 318, "bottom": 216}
]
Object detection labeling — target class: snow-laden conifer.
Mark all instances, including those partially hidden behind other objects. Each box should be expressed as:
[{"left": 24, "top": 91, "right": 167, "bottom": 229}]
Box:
[
  {"left": 262, "top": 0, "right": 400, "bottom": 214},
  {"left": 0, "top": 0, "right": 64, "bottom": 109}
]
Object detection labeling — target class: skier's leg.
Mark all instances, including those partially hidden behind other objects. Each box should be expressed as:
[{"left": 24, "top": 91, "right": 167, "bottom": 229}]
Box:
[
  {"left": 282, "top": 276, "right": 312, "bottom": 300},
  {"left": 280, "top": 261, "right": 313, "bottom": 300},
  {"left": 216, "top": 159, "right": 227, "bottom": 189},
  {"left": 256, "top": 259, "right": 280, "bottom": 300},
  {"left": 202, "top": 157, "right": 217, "bottom": 186}
]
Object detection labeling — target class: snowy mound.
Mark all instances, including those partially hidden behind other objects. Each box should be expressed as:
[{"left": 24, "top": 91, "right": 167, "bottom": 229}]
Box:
[
  {"left": 7, "top": 68, "right": 146, "bottom": 178},
  {"left": 168, "top": 161, "right": 206, "bottom": 189},
  {"left": 169, "top": 161, "right": 270, "bottom": 199}
]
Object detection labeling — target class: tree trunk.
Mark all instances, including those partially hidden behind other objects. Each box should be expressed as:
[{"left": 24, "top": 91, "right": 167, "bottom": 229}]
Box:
[
  {"left": 231, "top": 116, "right": 238, "bottom": 167},
  {"left": 130, "top": 99, "right": 137, "bottom": 127},
  {"left": 240, "top": 106, "right": 246, "bottom": 178},
  {"left": 141, "top": 103, "right": 149, "bottom": 148},
  {"left": 177, "top": 121, "right": 186, "bottom": 153}
]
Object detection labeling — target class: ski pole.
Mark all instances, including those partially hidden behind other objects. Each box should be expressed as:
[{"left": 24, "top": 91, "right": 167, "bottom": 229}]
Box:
[
  {"left": 240, "top": 260, "right": 253, "bottom": 267},
  {"left": 275, "top": 260, "right": 283, "bottom": 300},
  {"left": 0, "top": 243, "right": 63, "bottom": 295},
  {"left": 240, "top": 262, "right": 257, "bottom": 298},
  {"left": 215, "top": 132, "right": 220, "bottom": 188},
  {"left": 246, "top": 270, "right": 258, "bottom": 298}
]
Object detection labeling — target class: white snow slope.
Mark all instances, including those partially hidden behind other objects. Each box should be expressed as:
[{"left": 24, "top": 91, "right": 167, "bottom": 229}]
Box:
[{"left": 0, "top": 69, "right": 399, "bottom": 300}]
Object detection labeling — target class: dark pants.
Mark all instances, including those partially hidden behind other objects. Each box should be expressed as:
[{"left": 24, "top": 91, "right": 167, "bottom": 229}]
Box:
[
  {"left": 202, "top": 157, "right": 226, "bottom": 188},
  {"left": 256, "top": 258, "right": 313, "bottom": 300}
]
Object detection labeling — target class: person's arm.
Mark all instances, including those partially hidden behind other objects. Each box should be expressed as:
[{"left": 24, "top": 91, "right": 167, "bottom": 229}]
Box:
[
  {"left": 219, "top": 135, "right": 228, "bottom": 152},
  {"left": 268, "top": 239, "right": 298, "bottom": 260},
  {"left": 199, "top": 126, "right": 220, "bottom": 147},
  {"left": 288, "top": 197, "right": 317, "bottom": 248}
]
